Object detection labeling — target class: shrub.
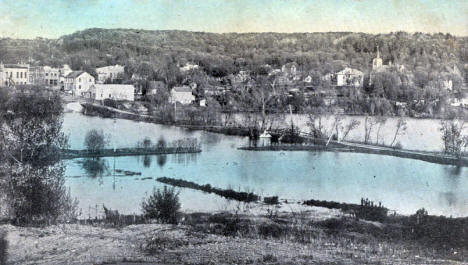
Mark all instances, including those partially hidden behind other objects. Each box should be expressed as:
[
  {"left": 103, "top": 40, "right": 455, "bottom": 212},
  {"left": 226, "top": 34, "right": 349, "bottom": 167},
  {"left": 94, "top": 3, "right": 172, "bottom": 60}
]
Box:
[
  {"left": 263, "top": 196, "right": 279, "bottom": 205},
  {"left": 355, "top": 198, "right": 388, "bottom": 222},
  {"left": 103, "top": 98, "right": 118, "bottom": 108},
  {"left": 262, "top": 254, "right": 278, "bottom": 263},
  {"left": 258, "top": 222, "right": 285, "bottom": 238},
  {"left": 393, "top": 141, "right": 403, "bottom": 149},
  {"left": 142, "top": 186, "right": 181, "bottom": 224}
]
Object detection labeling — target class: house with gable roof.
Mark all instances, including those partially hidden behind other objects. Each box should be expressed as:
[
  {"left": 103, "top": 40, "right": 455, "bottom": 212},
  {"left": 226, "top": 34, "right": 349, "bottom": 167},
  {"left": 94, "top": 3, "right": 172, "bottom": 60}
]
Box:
[{"left": 64, "top": 71, "right": 95, "bottom": 96}]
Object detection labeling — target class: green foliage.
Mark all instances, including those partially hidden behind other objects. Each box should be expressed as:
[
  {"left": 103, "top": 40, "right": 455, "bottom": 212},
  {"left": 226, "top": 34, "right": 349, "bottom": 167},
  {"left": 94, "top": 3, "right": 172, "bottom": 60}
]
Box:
[
  {"left": 103, "top": 98, "right": 118, "bottom": 108},
  {"left": 440, "top": 119, "right": 467, "bottom": 156},
  {"left": 84, "top": 129, "right": 108, "bottom": 153},
  {"left": 263, "top": 196, "right": 279, "bottom": 205},
  {"left": 0, "top": 91, "right": 78, "bottom": 224},
  {"left": 355, "top": 198, "right": 388, "bottom": 222},
  {"left": 141, "top": 186, "right": 181, "bottom": 224}
]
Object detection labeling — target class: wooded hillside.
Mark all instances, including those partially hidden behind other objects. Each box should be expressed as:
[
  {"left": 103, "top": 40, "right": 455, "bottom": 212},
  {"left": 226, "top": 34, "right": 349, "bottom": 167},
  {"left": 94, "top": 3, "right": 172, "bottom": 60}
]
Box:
[{"left": 1, "top": 28, "right": 467, "bottom": 85}]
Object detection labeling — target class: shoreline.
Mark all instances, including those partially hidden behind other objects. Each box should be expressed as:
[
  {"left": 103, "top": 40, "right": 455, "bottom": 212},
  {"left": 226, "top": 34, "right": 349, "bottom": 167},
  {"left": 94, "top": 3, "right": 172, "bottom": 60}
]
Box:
[
  {"left": 239, "top": 143, "right": 468, "bottom": 167},
  {"left": 60, "top": 147, "right": 201, "bottom": 159},
  {"left": 78, "top": 102, "right": 468, "bottom": 167}
]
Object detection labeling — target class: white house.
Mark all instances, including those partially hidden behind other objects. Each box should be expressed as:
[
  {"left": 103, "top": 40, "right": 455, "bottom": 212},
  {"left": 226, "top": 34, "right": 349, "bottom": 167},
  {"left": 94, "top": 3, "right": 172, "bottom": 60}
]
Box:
[
  {"left": 42, "top": 66, "right": 60, "bottom": 88},
  {"left": 90, "top": 84, "right": 135, "bottom": 101},
  {"left": 0, "top": 63, "right": 30, "bottom": 86},
  {"left": 180, "top": 62, "right": 199, "bottom": 72},
  {"left": 336, "top": 67, "right": 364, "bottom": 87},
  {"left": 96, "top": 65, "right": 125, "bottom": 83},
  {"left": 170, "top": 86, "right": 195, "bottom": 105},
  {"left": 64, "top": 71, "right": 95, "bottom": 96}
]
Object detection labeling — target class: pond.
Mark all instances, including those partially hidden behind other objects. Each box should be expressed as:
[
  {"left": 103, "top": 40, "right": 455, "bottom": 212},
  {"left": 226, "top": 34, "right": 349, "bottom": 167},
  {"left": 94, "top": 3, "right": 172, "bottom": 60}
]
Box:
[{"left": 62, "top": 111, "right": 468, "bottom": 218}]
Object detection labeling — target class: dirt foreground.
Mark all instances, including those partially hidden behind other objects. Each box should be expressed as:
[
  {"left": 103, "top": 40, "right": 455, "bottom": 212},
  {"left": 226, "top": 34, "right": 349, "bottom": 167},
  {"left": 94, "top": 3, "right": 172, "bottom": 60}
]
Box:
[{"left": 2, "top": 205, "right": 466, "bottom": 265}]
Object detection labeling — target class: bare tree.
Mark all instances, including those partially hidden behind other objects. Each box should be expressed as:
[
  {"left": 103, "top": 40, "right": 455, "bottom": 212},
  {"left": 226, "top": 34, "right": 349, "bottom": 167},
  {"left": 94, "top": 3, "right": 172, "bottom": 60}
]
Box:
[
  {"left": 375, "top": 116, "right": 388, "bottom": 145},
  {"left": 307, "top": 113, "right": 326, "bottom": 138},
  {"left": 333, "top": 115, "right": 344, "bottom": 140},
  {"left": 390, "top": 118, "right": 408, "bottom": 148},
  {"left": 364, "top": 115, "right": 377, "bottom": 144},
  {"left": 342, "top": 119, "right": 360, "bottom": 141}
]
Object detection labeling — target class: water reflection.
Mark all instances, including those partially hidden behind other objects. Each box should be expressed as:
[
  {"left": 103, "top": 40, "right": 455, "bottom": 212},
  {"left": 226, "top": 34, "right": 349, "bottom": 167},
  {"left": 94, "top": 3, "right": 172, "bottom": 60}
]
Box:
[
  {"left": 79, "top": 158, "right": 109, "bottom": 178},
  {"left": 439, "top": 192, "right": 457, "bottom": 207},
  {"left": 444, "top": 165, "right": 463, "bottom": 176},
  {"left": 143, "top": 155, "right": 152, "bottom": 168},
  {"left": 172, "top": 153, "right": 198, "bottom": 165},
  {"left": 157, "top": 155, "right": 167, "bottom": 168}
]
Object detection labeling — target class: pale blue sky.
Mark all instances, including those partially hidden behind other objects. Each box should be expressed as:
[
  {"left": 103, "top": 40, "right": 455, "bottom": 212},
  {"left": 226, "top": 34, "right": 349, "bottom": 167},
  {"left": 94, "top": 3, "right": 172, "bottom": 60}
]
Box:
[{"left": 0, "top": 0, "right": 466, "bottom": 38}]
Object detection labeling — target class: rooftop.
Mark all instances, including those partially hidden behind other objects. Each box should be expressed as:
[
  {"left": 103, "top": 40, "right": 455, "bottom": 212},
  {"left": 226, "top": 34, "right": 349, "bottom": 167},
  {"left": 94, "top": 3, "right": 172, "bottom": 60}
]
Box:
[
  {"left": 3, "top": 64, "right": 29, "bottom": 69},
  {"left": 172, "top": 86, "right": 192, "bottom": 93},
  {"left": 66, "top": 71, "right": 86, "bottom": 78},
  {"left": 93, "top": 84, "right": 135, "bottom": 90}
]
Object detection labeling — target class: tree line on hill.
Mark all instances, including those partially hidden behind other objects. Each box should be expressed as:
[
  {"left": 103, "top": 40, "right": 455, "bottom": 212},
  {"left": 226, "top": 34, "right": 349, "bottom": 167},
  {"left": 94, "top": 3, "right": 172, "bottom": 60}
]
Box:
[{"left": 1, "top": 29, "right": 467, "bottom": 118}]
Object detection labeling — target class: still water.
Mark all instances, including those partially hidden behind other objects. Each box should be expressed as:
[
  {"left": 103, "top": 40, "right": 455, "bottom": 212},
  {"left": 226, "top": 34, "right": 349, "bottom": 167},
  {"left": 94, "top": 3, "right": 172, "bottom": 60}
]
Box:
[{"left": 63, "top": 111, "right": 468, "bottom": 217}]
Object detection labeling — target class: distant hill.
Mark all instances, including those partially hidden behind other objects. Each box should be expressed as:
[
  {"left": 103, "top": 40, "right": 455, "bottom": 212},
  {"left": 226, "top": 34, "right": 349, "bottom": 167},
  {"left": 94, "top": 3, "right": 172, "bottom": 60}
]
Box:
[{"left": 1, "top": 28, "right": 467, "bottom": 84}]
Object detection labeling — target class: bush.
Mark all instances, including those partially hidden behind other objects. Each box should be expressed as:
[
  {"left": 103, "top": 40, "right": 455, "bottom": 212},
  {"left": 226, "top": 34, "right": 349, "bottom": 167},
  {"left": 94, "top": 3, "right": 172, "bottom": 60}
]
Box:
[
  {"left": 355, "top": 198, "right": 388, "bottom": 222},
  {"left": 103, "top": 98, "right": 118, "bottom": 108},
  {"left": 393, "top": 141, "right": 403, "bottom": 150},
  {"left": 142, "top": 186, "right": 181, "bottom": 224},
  {"left": 263, "top": 196, "right": 279, "bottom": 205}
]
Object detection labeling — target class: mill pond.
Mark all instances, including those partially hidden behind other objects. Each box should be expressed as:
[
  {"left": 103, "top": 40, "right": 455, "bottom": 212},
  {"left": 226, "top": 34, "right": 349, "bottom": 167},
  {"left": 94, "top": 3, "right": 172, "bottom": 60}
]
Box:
[{"left": 62, "top": 110, "right": 468, "bottom": 218}]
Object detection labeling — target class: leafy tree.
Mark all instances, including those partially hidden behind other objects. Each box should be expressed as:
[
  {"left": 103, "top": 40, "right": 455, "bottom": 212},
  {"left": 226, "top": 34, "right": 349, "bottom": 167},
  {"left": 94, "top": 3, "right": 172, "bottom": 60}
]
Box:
[
  {"left": 84, "top": 129, "right": 109, "bottom": 153},
  {"left": 0, "top": 91, "right": 77, "bottom": 224},
  {"left": 141, "top": 186, "right": 180, "bottom": 224},
  {"left": 440, "top": 119, "right": 466, "bottom": 157}
]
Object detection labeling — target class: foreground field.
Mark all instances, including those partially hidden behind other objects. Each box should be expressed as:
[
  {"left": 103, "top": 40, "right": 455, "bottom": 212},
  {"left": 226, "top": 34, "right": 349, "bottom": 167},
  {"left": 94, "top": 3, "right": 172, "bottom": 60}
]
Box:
[{"left": 2, "top": 207, "right": 466, "bottom": 265}]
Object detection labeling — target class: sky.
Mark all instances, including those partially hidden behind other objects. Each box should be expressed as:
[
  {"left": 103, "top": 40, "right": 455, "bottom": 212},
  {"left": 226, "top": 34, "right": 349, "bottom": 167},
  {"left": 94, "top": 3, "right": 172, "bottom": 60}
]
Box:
[{"left": 0, "top": 0, "right": 467, "bottom": 39}]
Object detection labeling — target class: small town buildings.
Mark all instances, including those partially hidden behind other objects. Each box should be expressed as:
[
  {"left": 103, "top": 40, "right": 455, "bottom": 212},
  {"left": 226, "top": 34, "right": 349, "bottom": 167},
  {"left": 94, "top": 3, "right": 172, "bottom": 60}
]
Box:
[
  {"left": 170, "top": 86, "right": 195, "bottom": 105},
  {"left": 199, "top": 98, "right": 207, "bottom": 107},
  {"left": 303, "top": 75, "right": 312, "bottom": 83},
  {"left": 335, "top": 67, "right": 364, "bottom": 87},
  {"left": 42, "top": 66, "right": 60, "bottom": 87},
  {"left": 0, "top": 62, "right": 30, "bottom": 86},
  {"left": 204, "top": 85, "right": 221, "bottom": 96},
  {"left": 28, "top": 65, "right": 69, "bottom": 89},
  {"left": 59, "top": 64, "right": 73, "bottom": 89},
  {"left": 259, "top": 130, "right": 272, "bottom": 146},
  {"left": 147, "top": 81, "right": 167, "bottom": 95},
  {"left": 281, "top": 62, "right": 298, "bottom": 75},
  {"left": 180, "top": 62, "right": 199, "bottom": 72},
  {"left": 90, "top": 84, "right": 135, "bottom": 101},
  {"left": 268, "top": 69, "right": 282, "bottom": 76},
  {"left": 64, "top": 71, "right": 95, "bottom": 96},
  {"left": 442, "top": 80, "right": 453, "bottom": 90},
  {"left": 28, "top": 66, "right": 43, "bottom": 86},
  {"left": 96, "top": 65, "right": 125, "bottom": 83}
]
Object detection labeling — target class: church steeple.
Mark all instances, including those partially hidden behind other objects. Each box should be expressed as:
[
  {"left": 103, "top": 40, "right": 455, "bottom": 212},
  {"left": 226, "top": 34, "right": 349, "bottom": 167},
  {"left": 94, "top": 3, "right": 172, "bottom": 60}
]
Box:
[{"left": 372, "top": 45, "right": 383, "bottom": 70}]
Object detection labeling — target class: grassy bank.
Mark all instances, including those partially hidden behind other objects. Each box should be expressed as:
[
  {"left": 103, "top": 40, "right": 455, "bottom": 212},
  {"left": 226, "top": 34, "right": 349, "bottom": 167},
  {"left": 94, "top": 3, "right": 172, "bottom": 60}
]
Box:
[{"left": 2, "top": 207, "right": 466, "bottom": 264}]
